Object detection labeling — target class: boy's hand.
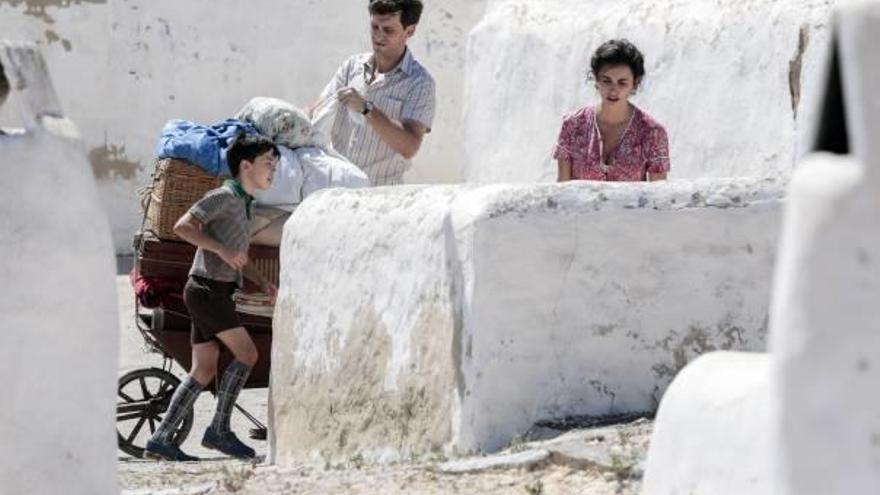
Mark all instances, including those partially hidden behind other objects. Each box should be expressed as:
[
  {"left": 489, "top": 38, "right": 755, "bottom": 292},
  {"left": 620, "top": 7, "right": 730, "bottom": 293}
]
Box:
[
  {"left": 218, "top": 247, "right": 249, "bottom": 270},
  {"left": 265, "top": 283, "right": 278, "bottom": 305}
]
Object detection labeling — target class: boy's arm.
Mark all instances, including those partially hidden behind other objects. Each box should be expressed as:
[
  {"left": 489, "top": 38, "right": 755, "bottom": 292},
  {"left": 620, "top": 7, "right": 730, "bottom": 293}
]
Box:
[
  {"left": 173, "top": 212, "right": 248, "bottom": 270},
  {"left": 242, "top": 262, "right": 278, "bottom": 301}
]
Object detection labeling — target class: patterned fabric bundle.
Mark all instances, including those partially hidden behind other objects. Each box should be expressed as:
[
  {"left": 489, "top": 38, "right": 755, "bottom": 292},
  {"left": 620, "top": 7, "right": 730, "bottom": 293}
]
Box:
[{"left": 235, "top": 96, "right": 313, "bottom": 149}]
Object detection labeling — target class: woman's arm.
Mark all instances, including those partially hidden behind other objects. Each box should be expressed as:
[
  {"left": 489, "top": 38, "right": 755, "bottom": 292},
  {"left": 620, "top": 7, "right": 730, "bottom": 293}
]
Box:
[
  {"left": 557, "top": 156, "right": 573, "bottom": 182},
  {"left": 644, "top": 126, "right": 671, "bottom": 182}
]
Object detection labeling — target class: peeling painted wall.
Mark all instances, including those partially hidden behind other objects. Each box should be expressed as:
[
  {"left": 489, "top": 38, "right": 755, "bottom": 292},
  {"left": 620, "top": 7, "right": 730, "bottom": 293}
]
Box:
[
  {"left": 0, "top": 0, "right": 487, "bottom": 252},
  {"left": 0, "top": 0, "right": 106, "bottom": 24}
]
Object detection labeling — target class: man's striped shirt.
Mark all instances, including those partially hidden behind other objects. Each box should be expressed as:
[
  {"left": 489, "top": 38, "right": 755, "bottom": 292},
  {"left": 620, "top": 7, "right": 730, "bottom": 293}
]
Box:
[{"left": 319, "top": 48, "right": 436, "bottom": 186}]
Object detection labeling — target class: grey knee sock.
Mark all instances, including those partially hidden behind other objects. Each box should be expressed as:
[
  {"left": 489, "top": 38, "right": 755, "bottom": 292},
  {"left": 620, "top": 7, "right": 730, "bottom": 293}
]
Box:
[
  {"left": 151, "top": 375, "right": 203, "bottom": 445},
  {"left": 210, "top": 361, "right": 251, "bottom": 434}
]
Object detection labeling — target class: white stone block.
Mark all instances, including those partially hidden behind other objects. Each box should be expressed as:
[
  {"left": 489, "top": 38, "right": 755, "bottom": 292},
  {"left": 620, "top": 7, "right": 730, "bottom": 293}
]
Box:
[
  {"left": 641, "top": 2, "right": 880, "bottom": 493},
  {"left": 270, "top": 178, "right": 782, "bottom": 464},
  {"left": 770, "top": 152, "right": 880, "bottom": 494},
  {"left": 770, "top": 17, "right": 880, "bottom": 492},
  {"left": 464, "top": 0, "right": 834, "bottom": 182},
  {"left": 641, "top": 352, "right": 774, "bottom": 495},
  {"left": 0, "top": 42, "right": 118, "bottom": 494}
]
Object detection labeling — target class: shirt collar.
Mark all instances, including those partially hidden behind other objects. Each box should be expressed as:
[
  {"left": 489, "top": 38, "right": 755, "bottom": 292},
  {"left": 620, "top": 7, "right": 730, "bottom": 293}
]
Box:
[
  {"left": 223, "top": 179, "right": 254, "bottom": 219},
  {"left": 364, "top": 47, "right": 414, "bottom": 77}
]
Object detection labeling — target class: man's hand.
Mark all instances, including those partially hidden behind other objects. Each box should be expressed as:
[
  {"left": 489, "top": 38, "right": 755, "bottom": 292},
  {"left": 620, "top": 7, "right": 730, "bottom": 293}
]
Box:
[
  {"left": 218, "top": 247, "right": 249, "bottom": 271},
  {"left": 337, "top": 87, "right": 368, "bottom": 113},
  {"left": 335, "top": 87, "right": 427, "bottom": 160}
]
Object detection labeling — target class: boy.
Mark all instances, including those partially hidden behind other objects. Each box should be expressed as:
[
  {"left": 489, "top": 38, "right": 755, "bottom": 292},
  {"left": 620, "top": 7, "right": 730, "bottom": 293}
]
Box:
[{"left": 144, "top": 134, "right": 279, "bottom": 461}]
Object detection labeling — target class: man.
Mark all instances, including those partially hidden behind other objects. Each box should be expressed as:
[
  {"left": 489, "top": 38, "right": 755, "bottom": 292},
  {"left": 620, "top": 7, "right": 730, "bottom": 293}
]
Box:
[{"left": 314, "top": 0, "right": 436, "bottom": 186}]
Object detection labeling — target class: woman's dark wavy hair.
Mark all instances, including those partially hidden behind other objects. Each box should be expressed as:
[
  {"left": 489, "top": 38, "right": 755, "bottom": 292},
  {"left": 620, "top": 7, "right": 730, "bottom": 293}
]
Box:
[
  {"left": 368, "top": 0, "right": 423, "bottom": 27},
  {"left": 590, "top": 39, "right": 646, "bottom": 88}
]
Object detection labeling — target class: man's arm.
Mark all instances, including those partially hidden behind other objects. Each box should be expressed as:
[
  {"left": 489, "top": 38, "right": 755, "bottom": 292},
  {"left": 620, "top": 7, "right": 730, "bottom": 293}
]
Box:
[
  {"left": 337, "top": 88, "right": 427, "bottom": 159},
  {"left": 365, "top": 106, "right": 427, "bottom": 160},
  {"left": 173, "top": 213, "right": 248, "bottom": 270}
]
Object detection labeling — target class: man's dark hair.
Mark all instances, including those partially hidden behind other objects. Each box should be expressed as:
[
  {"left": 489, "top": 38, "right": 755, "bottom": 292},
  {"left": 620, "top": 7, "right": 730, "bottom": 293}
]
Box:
[
  {"left": 590, "top": 39, "right": 646, "bottom": 87},
  {"left": 368, "top": 0, "right": 423, "bottom": 27},
  {"left": 226, "top": 134, "right": 278, "bottom": 178}
]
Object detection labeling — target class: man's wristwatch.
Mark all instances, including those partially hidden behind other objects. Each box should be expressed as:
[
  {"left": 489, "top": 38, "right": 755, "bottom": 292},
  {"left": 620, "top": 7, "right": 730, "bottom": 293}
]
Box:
[{"left": 361, "top": 100, "right": 374, "bottom": 115}]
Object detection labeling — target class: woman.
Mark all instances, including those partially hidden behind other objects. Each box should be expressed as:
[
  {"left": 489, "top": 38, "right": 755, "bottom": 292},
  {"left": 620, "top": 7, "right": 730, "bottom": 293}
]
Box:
[{"left": 554, "top": 39, "right": 670, "bottom": 182}]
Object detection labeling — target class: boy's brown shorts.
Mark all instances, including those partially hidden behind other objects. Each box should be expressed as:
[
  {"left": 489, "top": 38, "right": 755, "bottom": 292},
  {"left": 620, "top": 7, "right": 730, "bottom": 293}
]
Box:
[{"left": 183, "top": 275, "right": 242, "bottom": 344}]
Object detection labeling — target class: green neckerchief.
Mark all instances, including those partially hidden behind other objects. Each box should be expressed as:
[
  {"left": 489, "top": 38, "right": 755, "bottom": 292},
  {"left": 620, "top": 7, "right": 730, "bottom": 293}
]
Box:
[{"left": 223, "top": 179, "right": 254, "bottom": 220}]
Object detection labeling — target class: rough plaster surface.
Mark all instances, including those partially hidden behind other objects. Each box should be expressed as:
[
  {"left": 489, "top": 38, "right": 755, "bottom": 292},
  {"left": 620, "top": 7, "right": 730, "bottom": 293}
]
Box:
[
  {"left": 641, "top": 4, "right": 880, "bottom": 493},
  {"left": 464, "top": 0, "right": 835, "bottom": 183},
  {"left": 0, "top": 0, "right": 487, "bottom": 252},
  {"left": 271, "top": 178, "right": 782, "bottom": 464},
  {"left": 270, "top": 185, "right": 466, "bottom": 465},
  {"left": 0, "top": 42, "right": 117, "bottom": 495}
]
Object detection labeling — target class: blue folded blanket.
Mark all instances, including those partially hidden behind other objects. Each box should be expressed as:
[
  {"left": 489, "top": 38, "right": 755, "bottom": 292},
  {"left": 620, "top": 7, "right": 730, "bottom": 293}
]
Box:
[{"left": 155, "top": 118, "right": 258, "bottom": 176}]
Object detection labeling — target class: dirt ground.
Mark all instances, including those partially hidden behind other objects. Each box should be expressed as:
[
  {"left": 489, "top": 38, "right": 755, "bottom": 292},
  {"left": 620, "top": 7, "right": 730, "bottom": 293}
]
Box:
[
  {"left": 118, "top": 417, "right": 652, "bottom": 495},
  {"left": 120, "top": 455, "right": 643, "bottom": 495}
]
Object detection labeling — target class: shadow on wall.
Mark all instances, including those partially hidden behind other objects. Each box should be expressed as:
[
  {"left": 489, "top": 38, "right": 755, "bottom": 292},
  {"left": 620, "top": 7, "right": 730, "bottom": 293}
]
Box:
[
  {"left": 814, "top": 36, "right": 849, "bottom": 155},
  {"left": 0, "top": 60, "right": 9, "bottom": 110}
]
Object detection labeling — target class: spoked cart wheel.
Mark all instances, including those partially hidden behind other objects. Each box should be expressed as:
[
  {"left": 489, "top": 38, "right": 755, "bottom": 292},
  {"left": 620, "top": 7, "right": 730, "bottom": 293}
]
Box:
[{"left": 116, "top": 368, "right": 194, "bottom": 458}]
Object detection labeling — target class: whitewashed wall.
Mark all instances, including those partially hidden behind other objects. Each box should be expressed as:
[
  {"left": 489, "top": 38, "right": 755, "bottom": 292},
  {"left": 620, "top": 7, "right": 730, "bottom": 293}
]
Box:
[
  {"left": 271, "top": 177, "right": 782, "bottom": 463},
  {"left": 457, "top": 179, "right": 781, "bottom": 451},
  {"left": 464, "top": 0, "right": 835, "bottom": 182},
  {"left": 0, "top": 0, "right": 487, "bottom": 252},
  {"left": 642, "top": 3, "right": 880, "bottom": 492},
  {"left": 0, "top": 42, "right": 118, "bottom": 495}
]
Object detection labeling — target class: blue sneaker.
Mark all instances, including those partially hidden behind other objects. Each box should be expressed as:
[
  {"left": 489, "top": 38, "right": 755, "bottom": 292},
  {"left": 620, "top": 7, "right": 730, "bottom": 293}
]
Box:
[
  {"left": 143, "top": 439, "right": 199, "bottom": 462},
  {"left": 201, "top": 428, "right": 256, "bottom": 459}
]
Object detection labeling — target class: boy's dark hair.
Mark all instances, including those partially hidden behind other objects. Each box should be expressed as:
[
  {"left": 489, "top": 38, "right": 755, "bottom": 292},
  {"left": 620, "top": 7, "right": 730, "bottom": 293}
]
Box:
[
  {"left": 226, "top": 134, "right": 278, "bottom": 178},
  {"left": 590, "top": 39, "right": 646, "bottom": 87},
  {"left": 368, "top": 0, "right": 423, "bottom": 27}
]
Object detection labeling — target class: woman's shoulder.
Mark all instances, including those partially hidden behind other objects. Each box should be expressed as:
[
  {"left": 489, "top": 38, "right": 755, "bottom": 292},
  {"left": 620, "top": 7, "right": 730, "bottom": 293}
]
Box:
[
  {"left": 633, "top": 106, "right": 667, "bottom": 133},
  {"left": 561, "top": 105, "right": 594, "bottom": 125}
]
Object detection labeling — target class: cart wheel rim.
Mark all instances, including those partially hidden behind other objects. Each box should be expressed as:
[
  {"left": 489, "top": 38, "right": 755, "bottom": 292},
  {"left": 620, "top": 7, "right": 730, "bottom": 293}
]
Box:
[{"left": 116, "top": 368, "right": 194, "bottom": 458}]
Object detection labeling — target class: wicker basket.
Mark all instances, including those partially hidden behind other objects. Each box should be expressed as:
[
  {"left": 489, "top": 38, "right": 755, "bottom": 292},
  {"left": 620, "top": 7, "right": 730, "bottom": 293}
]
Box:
[{"left": 144, "top": 159, "right": 226, "bottom": 241}]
